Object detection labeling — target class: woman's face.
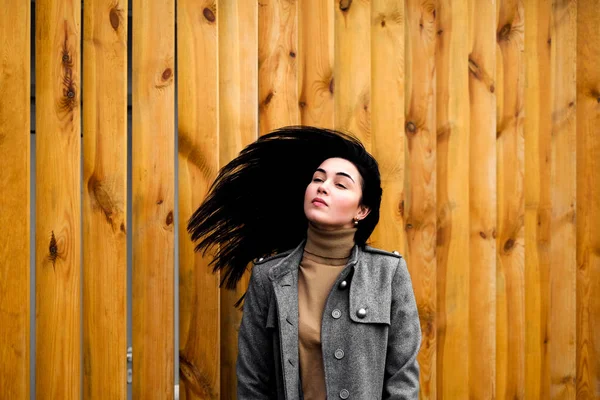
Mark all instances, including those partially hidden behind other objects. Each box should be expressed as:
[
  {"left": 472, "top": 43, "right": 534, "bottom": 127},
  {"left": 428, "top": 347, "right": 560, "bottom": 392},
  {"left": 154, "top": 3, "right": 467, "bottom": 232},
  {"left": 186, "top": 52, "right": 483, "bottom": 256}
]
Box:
[{"left": 304, "top": 157, "right": 370, "bottom": 230}]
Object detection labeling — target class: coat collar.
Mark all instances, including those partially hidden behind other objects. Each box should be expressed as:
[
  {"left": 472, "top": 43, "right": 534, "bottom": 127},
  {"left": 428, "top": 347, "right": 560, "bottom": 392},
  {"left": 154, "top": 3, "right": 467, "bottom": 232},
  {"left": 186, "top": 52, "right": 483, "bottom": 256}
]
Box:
[{"left": 267, "top": 240, "right": 361, "bottom": 283}]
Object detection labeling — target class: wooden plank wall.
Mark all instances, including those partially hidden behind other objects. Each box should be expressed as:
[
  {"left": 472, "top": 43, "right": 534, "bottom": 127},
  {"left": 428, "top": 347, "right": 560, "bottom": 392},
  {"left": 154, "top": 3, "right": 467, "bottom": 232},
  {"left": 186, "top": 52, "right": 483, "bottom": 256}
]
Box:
[
  {"left": 497, "top": 1, "right": 525, "bottom": 398},
  {"left": 34, "top": 0, "right": 82, "bottom": 398},
  {"left": 218, "top": 2, "right": 258, "bottom": 398},
  {"left": 82, "top": 1, "right": 128, "bottom": 398},
  {"left": 576, "top": 1, "right": 600, "bottom": 398},
  {"left": 435, "top": 1, "right": 471, "bottom": 397},
  {"left": 298, "top": 0, "right": 334, "bottom": 127},
  {"left": 177, "top": 0, "right": 220, "bottom": 399},
  {"left": 524, "top": 1, "right": 551, "bottom": 397},
  {"left": 0, "top": 2, "right": 30, "bottom": 399},
  {"left": 468, "top": 1, "right": 496, "bottom": 399},
  {"left": 0, "top": 1, "right": 599, "bottom": 399},
  {"left": 131, "top": 0, "right": 175, "bottom": 398},
  {"left": 405, "top": 1, "right": 437, "bottom": 398}
]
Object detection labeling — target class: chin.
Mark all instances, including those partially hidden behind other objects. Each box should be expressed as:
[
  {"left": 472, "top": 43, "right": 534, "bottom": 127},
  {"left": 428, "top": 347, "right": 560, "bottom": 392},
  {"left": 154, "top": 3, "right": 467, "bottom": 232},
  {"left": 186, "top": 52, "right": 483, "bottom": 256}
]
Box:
[
  {"left": 307, "top": 218, "right": 343, "bottom": 230},
  {"left": 304, "top": 212, "right": 329, "bottom": 227}
]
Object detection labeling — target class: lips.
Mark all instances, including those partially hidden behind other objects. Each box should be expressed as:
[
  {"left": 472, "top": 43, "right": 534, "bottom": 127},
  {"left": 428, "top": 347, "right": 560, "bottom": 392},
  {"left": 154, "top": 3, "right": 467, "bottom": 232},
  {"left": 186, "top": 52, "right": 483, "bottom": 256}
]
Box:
[{"left": 312, "top": 197, "right": 328, "bottom": 206}]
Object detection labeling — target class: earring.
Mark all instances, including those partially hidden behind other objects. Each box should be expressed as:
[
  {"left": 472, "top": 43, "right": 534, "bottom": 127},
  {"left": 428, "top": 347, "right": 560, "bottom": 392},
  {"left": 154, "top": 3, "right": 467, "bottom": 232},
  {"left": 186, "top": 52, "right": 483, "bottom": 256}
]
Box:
[{"left": 353, "top": 217, "right": 359, "bottom": 226}]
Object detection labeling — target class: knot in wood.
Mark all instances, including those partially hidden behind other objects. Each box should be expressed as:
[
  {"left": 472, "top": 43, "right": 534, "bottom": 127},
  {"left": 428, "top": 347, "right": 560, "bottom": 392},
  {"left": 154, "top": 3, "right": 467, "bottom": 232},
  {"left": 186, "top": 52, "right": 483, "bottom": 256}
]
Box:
[
  {"left": 497, "top": 24, "right": 511, "bottom": 42},
  {"left": 203, "top": 7, "right": 216, "bottom": 23},
  {"left": 109, "top": 8, "right": 120, "bottom": 30},
  {"left": 339, "top": 0, "right": 352, "bottom": 11},
  {"left": 504, "top": 238, "right": 515, "bottom": 252}
]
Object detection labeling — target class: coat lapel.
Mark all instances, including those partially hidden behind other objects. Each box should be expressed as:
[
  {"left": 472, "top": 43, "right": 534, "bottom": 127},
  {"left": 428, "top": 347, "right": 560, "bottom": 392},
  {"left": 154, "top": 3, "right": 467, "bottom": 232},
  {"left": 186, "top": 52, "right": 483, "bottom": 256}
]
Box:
[{"left": 269, "top": 241, "right": 304, "bottom": 399}]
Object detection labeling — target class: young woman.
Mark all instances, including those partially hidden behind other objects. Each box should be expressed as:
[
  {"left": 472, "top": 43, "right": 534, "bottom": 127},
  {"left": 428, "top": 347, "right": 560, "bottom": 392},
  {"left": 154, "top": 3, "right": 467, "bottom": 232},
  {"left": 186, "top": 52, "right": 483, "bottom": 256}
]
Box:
[{"left": 188, "top": 126, "right": 421, "bottom": 399}]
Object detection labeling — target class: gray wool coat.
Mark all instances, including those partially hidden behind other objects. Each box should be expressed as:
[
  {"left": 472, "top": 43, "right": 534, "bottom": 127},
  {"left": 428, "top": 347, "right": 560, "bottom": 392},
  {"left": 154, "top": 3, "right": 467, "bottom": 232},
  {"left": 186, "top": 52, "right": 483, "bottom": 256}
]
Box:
[{"left": 236, "top": 240, "right": 422, "bottom": 400}]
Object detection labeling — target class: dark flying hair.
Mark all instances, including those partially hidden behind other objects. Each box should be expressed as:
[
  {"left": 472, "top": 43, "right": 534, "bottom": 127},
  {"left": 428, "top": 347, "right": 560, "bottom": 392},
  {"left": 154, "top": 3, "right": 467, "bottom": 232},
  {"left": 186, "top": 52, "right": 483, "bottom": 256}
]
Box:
[{"left": 187, "top": 125, "right": 382, "bottom": 290}]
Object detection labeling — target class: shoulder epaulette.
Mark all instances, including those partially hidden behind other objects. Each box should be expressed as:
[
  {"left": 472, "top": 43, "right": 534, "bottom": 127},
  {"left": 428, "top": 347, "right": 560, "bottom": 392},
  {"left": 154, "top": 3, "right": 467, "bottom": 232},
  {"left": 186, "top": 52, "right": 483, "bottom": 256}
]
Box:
[
  {"left": 253, "top": 249, "right": 293, "bottom": 265},
  {"left": 364, "top": 246, "right": 402, "bottom": 258}
]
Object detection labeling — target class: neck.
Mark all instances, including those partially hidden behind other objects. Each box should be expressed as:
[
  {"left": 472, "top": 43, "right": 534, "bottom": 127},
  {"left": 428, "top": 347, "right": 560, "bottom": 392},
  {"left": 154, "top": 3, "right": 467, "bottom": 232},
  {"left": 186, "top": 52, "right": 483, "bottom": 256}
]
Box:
[{"left": 304, "top": 222, "right": 356, "bottom": 261}]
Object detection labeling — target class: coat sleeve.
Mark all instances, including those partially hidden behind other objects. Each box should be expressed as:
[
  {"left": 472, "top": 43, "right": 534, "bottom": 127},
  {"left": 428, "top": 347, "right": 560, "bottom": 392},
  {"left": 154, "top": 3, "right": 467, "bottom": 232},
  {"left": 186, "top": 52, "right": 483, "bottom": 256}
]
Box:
[
  {"left": 236, "top": 265, "right": 275, "bottom": 399},
  {"left": 383, "top": 257, "right": 422, "bottom": 399}
]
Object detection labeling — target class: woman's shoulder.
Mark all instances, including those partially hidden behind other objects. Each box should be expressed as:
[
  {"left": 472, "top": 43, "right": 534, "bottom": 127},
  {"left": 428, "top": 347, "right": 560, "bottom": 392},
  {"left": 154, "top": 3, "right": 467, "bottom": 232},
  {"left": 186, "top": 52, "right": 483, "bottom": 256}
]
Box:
[
  {"left": 251, "top": 248, "right": 295, "bottom": 278},
  {"left": 362, "top": 245, "right": 403, "bottom": 259},
  {"left": 360, "top": 245, "right": 407, "bottom": 277},
  {"left": 253, "top": 249, "right": 294, "bottom": 267},
  {"left": 248, "top": 249, "right": 295, "bottom": 289}
]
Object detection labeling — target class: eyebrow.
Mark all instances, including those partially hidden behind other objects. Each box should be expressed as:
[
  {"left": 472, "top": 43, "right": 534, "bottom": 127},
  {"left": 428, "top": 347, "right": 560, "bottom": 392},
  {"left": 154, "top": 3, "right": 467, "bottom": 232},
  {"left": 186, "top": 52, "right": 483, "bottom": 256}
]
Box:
[{"left": 315, "top": 168, "right": 355, "bottom": 183}]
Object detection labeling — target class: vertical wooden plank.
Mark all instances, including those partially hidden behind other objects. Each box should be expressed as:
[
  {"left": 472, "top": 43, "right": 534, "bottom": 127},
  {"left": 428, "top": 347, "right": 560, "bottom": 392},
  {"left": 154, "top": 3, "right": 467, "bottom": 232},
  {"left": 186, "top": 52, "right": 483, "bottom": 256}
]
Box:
[
  {"left": 132, "top": 0, "right": 175, "bottom": 397},
  {"left": 298, "top": 0, "right": 334, "bottom": 128},
  {"left": 468, "top": 1, "right": 497, "bottom": 399},
  {"left": 549, "top": 0, "right": 577, "bottom": 397},
  {"left": 0, "top": 2, "right": 30, "bottom": 399},
  {"left": 435, "top": 0, "right": 470, "bottom": 397},
  {"left": 371, "top": 0, "right": 405, "bottom": 250},
  {"left": 35, "top": 0, "right": 81, "bottom": 398},
  {"left": 177, "top": 0, "right": 220, "bottom": 399},
  {"left": 258, "top": 0, "right": 299, "bottom": 134},
  {"left": 218, "top": 1, "right": 257, "bottom": 397},
  {"left": 524, "top": 1, "right": 551, "bottom": 398},
  {"left": 496, "top": 1, "right": 525, "bottom": 399},
  {"left": 82, "top": 1, "right": 128, "bottom": 398},
  {"left": 576, "top": 1, "right": 600, "bottom": 397},
  {"left": 404, "top": 1, "right": 437, "bottom": 397},
  {"left": 334, "top": 0, "right": 371, "bottom": 147}
]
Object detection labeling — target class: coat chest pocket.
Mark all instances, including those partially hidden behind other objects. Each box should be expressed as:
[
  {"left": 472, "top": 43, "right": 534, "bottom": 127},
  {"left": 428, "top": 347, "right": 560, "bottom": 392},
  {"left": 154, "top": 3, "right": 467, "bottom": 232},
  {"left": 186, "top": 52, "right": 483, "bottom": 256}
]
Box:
[{"left": 349, "top": 286, "right": 391, "bottom": 325}]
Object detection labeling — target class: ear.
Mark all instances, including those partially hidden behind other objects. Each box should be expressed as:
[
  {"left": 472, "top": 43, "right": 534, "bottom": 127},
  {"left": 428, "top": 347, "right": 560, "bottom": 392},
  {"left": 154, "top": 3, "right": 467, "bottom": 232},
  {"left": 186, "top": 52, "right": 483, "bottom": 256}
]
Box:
[{"left": 356, "top": 205, "right": 371, "bottom": 221}]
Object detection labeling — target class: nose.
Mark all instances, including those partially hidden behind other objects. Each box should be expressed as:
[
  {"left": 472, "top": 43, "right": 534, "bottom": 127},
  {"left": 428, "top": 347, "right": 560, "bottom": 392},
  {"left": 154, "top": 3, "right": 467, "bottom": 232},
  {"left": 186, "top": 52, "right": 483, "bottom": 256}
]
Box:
[{"left": 317, "top": 180, "right": 329, "bottom": 195}]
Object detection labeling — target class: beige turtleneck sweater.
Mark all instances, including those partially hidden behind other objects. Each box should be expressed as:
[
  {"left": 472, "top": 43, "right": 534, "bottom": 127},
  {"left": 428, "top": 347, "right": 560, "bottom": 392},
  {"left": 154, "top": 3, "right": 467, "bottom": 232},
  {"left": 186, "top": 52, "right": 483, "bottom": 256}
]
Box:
[{"left": 298, "top": 223, "right": 356, "bottom": 399}]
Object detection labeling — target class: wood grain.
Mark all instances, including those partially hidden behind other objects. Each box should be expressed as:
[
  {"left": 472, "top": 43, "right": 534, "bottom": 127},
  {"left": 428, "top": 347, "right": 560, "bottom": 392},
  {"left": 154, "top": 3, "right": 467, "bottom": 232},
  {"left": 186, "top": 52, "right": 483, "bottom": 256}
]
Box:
[
  {"left": 132, "top": 0, "right": 175, "bottom": 398},
  {"left": 334, "top": 0, "right": 371, "bottom": 147},
  {"left": 435, "top": 0, "right": 470, "bottom": 397},
  {"left": 404, "top": 1, "right": 437, "bottom": 397},
  {"left": 524, "top": 1, "right": 551, "bottom": 398},
  {"left": 496, "top": 1, "right": 525, "bottom": 398},
  {"left": 35, "top": 0, "right": 82, "bottom": 398},
  {"left": 371, "top": 0, "right": 405, "bottom": 251},
  {"left": 576, "top": 1, "right": 600, "bottom": 398},
  {"left": 177, "top": 0, "right": 220, "bottom": 399},
  {"left": 218, "top": 0, "right": 258, "bottom": 397},
  {"left": 549, "top": 0, "right": 577, "bottom": 397},
  {"left": 298, "top": 0, "right": 334, "bottom": 128},
  {"left": 82, "top": 1, "right": 128, "bottom": 398},
  {"left": 0, "top": 2, "right": 30, "bottom": 399},
  {"left": 468, "top": 1, "right": 497, "bottom": 398},
  {"left": 258, "top": 0, "right": 299, "bottom": 134}
]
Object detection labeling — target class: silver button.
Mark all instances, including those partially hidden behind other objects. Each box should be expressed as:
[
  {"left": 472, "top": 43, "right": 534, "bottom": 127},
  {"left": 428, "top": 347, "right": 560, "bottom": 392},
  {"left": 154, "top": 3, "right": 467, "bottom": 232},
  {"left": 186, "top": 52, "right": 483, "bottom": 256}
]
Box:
[
  {"left": 331, "top": 309, "right": 342, "bottom": 319},
  {"left": 338, "top": 280, "right": 348, "bottom": 289},
  {"left": 334, "top": 349, "right": 344, "bottom": 359},
  {"left": 356, "top": 308, "right": 367, "bottom": 318},
  {"left": 258, "top": 257, "right": 264, "bottom": 262},
  {"left": 393, "top": 250, "right": 399, "bottom": 255},
  {"left": 339, "top": 389, "right": 349, "bottom": 399}
]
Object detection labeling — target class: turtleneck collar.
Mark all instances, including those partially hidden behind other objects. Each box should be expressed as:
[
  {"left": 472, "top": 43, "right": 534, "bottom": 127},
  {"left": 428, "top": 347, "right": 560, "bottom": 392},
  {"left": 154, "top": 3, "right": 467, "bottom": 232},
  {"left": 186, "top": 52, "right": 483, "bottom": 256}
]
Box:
[{"left": 303, "top": 222, "right": 357, "bottom": 262}]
